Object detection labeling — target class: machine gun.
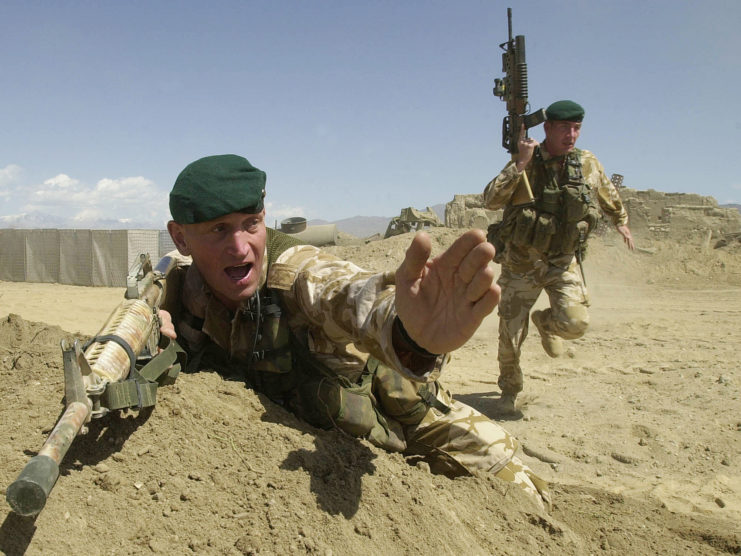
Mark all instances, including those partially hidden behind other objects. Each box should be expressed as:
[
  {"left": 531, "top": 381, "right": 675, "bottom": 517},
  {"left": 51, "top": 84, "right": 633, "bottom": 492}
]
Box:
[
  {"left": 492, "top": 7, "right": 546, "bottom": 206},
  {"left": 6, "top": 254, "right": 185, "bottom": 517}
]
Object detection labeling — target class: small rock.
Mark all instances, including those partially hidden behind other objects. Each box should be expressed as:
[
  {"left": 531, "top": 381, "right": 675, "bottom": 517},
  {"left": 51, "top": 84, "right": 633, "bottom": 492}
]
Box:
[
  {"left": 611, "top": 452, "right": 637, "bottom": 465},
  {"left": 415, "top": 461, "right": 431, "bottom": 473},
  {"left": 715, "top": 497, "right": 726, "bottom": 508}
]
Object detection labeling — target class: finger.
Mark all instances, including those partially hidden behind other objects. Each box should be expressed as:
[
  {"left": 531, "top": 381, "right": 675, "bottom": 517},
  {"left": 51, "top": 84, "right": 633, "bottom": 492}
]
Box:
[
  {"left": 456, "top": 239, "right": 496, "bottom": 285},
  {"left": 470, "top": 284, "right": 500, "bottom": 321},
  {"left": 464, "top": 262, "right": 496, "bottom": 303},
  {"left": 433, "top": 229, "right": 486, "bottom": 272},
  {"left": 397, "top": 231, "right": 432, "bottom": 284}
]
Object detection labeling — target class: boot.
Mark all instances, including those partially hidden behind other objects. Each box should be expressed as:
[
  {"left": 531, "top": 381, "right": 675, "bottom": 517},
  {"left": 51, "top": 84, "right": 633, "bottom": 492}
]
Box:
[
  {"left": 498, "top": 392, "right": 518, "bottom": 414},
  {"left": 531, "top": 310, "right": 564, "bottom": 358}
]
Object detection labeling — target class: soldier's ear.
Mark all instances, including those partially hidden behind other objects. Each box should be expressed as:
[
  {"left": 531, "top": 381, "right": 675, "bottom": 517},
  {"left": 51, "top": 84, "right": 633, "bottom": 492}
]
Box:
[{"left": 167, "top": 221, "right": 191, "bottom": 256}]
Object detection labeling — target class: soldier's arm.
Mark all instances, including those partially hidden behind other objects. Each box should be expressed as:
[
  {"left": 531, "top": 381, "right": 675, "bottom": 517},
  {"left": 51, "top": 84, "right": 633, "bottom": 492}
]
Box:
[
  {"left": 277, "top": 246, "right": 442, "bottom": 381},
  {"left": 483, "top": 160, "right": 523, "bottom": 210},
  {"left": 582, "top": 150, "right": 629, "bottom": 228}
]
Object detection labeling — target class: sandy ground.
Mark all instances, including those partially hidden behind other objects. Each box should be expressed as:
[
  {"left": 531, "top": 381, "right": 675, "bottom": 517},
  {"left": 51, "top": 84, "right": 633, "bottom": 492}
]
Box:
[{"left": 1, "top": 227, "right": 740, "bottom": 555}]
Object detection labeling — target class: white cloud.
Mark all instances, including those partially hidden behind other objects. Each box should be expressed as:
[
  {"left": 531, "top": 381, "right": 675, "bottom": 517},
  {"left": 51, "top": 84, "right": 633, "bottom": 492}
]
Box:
[
  {"left": 32, "top": 174, "right": 84, "bottom": 202},
  {"left": 0, "top": 164, "right": 22, "bottom": 198},
  {"left": 72, "top": 208, "right": 104, "bottom": 222},
  {"left": 5, "top": 171, "right": 171, "bottom": 228}
]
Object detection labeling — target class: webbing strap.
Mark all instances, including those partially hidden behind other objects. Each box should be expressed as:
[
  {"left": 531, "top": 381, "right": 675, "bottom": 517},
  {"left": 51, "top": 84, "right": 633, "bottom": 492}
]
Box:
[
  {"left": 101, "top": 338, "right": 186, "bottom": 411},
  {"left": 84, "top": 334, "right": 137, "bottom": 376},
  {"left": 419, "top": 383, "right": 451, "bottom": 415}
]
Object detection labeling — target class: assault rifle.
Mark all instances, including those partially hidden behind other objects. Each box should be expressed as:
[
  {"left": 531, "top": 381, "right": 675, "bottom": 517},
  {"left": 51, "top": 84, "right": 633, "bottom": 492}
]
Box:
[
  {"left": 6, "top": 254, "right": 185, "bottom": 516},
  {"left": 492, "top": 7, "right": 546, "bottom": 206}
]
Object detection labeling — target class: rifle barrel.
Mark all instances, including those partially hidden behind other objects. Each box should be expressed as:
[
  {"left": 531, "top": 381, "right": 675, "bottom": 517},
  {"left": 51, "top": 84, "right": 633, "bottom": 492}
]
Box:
[{"left": 6, "top": 401, "right": 90, "bottom": 516}]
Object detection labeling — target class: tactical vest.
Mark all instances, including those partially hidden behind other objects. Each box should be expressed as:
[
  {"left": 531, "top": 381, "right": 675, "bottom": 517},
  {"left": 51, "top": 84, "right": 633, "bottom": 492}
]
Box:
[
  {"left": 179, "top": 227, "right": 439, "bottom": 452},
  {"left": 490, "top": 147, "right": 601, "bottom": 261}
]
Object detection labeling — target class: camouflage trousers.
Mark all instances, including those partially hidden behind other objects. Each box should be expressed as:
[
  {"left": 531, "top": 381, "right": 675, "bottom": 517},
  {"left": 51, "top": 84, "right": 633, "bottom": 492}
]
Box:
[
  {"left": 371, "top": 361, "right": 551, "bottom": 511},
  {"left": 497, "top": 257, "right": 589, "bottom": 395}
]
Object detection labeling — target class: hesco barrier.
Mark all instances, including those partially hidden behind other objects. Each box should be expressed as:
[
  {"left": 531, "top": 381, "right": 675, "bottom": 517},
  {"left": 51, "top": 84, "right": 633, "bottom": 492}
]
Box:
[{"left": 0, "top": 229, "right": 176, "bottom": 287}]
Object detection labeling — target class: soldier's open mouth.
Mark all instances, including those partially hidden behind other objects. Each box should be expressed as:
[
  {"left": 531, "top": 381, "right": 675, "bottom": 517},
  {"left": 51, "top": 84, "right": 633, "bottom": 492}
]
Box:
[{"left": 225, "top": 263, "right": 252, "bottom": 281}]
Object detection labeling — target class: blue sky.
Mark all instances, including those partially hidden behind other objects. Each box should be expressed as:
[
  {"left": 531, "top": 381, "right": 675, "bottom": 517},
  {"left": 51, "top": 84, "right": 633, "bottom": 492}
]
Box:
[{"left": 1, "top": 0, "right": 739, "bottom": 228}]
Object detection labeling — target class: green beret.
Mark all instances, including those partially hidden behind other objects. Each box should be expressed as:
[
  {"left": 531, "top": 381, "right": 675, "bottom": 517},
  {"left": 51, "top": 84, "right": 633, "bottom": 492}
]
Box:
[
  {"left": 169, "top": 154, "right": 266, "bottom": 224},
  {"left": 546, "top": 100, "right": 585, "bottom": 122}
]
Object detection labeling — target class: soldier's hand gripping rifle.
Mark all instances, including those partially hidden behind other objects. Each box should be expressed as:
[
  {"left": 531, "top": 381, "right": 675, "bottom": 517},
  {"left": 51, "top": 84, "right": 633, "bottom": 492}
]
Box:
[
  {"left": 6, "top": 254, "right": 186, "bottom": 517},
  {"left": 492, "top": 7, "right": 546, "bottom": 206}
]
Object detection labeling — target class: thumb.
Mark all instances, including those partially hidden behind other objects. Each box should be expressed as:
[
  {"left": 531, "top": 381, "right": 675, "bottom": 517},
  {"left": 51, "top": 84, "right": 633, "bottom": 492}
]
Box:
[{"left": 397, "top": 231, "right": 432, "bottom": 285}]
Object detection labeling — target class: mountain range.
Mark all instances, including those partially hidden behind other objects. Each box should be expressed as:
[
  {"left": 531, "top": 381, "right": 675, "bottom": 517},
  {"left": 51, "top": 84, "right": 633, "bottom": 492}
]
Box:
[{"left": 1, "top": 203, "right": 738, "bottom": 238}]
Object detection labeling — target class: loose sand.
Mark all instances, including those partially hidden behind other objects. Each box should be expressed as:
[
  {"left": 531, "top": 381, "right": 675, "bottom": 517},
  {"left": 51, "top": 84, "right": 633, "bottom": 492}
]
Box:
[{"left": 1, "top": 228, "right": 739, "bottom": 555}]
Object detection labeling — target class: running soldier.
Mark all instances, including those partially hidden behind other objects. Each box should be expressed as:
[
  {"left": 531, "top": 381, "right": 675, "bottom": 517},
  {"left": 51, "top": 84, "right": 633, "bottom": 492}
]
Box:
[{"left": 484, "top": 100, "right": 634, "bottom": 414}]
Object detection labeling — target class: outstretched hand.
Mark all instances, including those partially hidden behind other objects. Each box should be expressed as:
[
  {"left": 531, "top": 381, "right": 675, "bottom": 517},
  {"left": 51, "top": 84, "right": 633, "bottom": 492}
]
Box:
[{"left": 394, "top": 229, "right": 500, "bottom": 355}]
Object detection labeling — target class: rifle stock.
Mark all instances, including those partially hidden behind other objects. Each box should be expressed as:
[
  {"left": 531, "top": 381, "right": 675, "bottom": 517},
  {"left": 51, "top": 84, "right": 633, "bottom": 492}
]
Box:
[{"left": 6, "top": 254, "right": 184, "bottom": 516}]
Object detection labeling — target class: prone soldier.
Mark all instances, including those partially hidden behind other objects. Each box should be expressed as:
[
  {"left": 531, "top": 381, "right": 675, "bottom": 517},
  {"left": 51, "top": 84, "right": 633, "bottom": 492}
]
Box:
[
  {"left": 159, "top": 154, "right": 551, "bottom": 510},
  {"left": 484, "top": 100, "right": 635, "bottom": 414}
]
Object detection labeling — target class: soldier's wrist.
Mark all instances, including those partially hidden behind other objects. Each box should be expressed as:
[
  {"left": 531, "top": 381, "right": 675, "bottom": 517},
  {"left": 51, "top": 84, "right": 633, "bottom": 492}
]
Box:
[{"left": 392, "top": 316, "right": 440, "bottom": 358}]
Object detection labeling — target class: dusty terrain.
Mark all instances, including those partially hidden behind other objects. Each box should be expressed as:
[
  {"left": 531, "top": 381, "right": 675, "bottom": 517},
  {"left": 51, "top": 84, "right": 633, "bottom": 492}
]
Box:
[{"left": 1, "top": 227, "right": 740, "bottom": 555}]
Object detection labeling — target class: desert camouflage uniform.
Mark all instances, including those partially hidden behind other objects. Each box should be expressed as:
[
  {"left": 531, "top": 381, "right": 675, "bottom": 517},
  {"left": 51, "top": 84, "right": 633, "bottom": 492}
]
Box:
[
  {"left": 167, "top": 238, "right": 550, "bottom": 510},
  {"left": 483, "top": 147, "right": 628, "bottom": 396}
]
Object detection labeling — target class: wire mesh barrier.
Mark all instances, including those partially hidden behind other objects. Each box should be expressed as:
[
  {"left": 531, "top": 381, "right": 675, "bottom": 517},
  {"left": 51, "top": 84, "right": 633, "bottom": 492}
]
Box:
[{"left": 0, "top": 229, "right": 175, "bottom": 287}]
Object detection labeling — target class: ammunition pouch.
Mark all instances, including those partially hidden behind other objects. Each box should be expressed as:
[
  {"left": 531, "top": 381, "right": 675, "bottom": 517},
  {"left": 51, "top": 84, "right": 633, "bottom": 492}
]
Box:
[
  {"left": 532, "top": 213, "right": 557, "bottom": 254},
  {"left": 562, "top": 184, "right": 590, "bottom": 224},
  {"left": 511, "top": 207, "right": 536, "bottom": 248},
  {"left": 291, "top": 353, "right": 410, "bottom": 452},
  {"left": 556, "top": 183, "right": 600, "bottom": 258},
  {"left": 487, "top": 219, "right": 512, "bottom": 264},
  {"left": 539, "top": 186, "right": 562, "bottom": 215}
]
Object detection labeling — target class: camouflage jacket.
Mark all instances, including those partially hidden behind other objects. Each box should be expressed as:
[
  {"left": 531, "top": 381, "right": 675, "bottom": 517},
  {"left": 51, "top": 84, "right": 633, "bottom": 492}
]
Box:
[
  {"left": 483, "top": 146, "right": 629, "bottom": 228},
  {"left": 169, "top": 241, "right": 445, "bottom": 385}
]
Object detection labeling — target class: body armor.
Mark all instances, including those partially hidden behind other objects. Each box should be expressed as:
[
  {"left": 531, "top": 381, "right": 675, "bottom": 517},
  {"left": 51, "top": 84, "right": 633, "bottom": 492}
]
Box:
[{"left": 489, "top": 147, "right": 601, "bottom": 262}]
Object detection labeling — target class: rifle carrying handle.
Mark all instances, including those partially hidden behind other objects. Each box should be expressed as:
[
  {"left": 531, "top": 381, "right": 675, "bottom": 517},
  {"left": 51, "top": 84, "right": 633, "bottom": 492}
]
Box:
[{"left": 6, "top": 455, "right": 60, "bottom": 516}]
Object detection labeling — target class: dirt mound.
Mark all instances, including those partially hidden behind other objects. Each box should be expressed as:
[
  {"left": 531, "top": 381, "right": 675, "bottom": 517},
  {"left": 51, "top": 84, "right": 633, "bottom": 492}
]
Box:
[{"left": 1, "top": 228, "right": 740, "bottom": 555}]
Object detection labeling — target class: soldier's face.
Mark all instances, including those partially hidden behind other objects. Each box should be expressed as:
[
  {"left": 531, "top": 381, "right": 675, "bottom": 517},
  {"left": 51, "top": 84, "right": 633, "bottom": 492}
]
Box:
[
  {"left": 544, "top": 120, "right": 581, "bottom": 156},
  {"left": 168, "top": 210, "right": 267, "bottom": 311}
]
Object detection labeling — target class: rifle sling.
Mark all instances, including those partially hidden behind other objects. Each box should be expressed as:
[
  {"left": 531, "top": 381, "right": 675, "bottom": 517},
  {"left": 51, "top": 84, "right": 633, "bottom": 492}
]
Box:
[
  {"left": 84, "top": 334, "right": 137, "bottom": 376},
  {"left": 101, "top": 337, "right": 186, "bottom": 411}
]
